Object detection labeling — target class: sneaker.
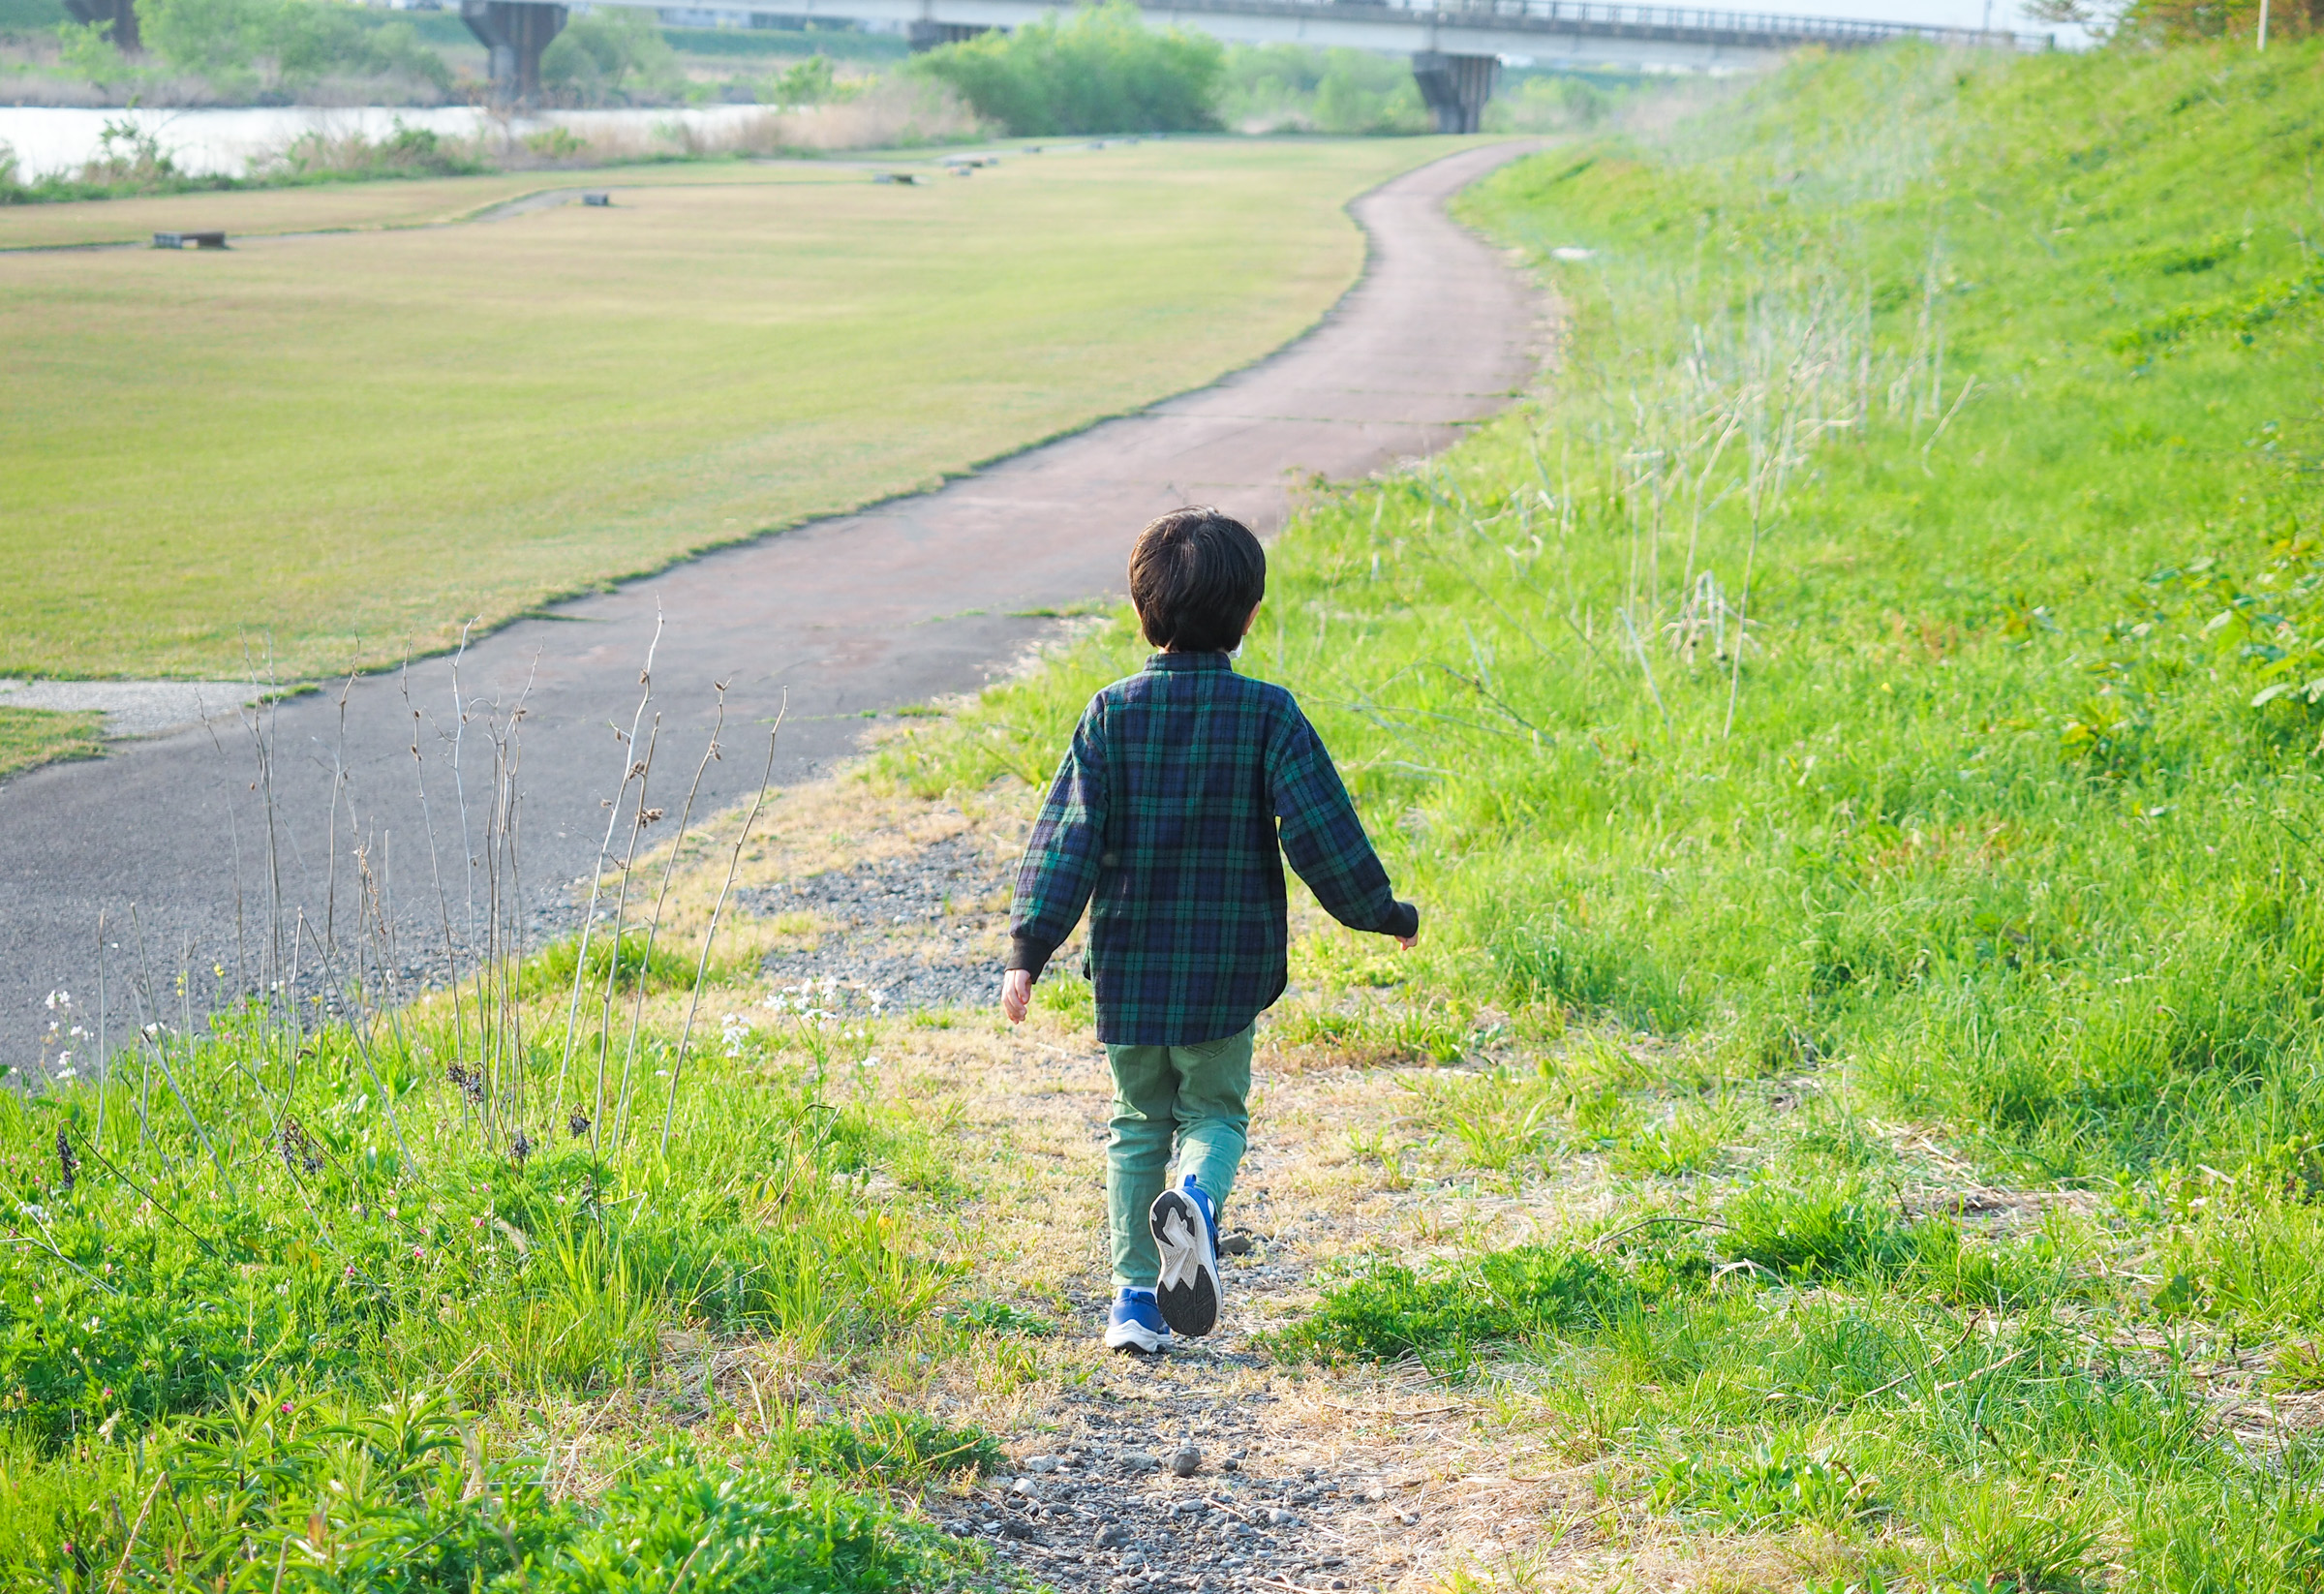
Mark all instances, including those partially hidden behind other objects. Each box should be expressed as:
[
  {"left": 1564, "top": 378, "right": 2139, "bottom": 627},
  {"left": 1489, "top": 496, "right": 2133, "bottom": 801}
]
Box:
[
  {"left": 1150, "top": 1175, "right": 1221, "bottom": 1337},
  {"left": 1104, "top": 1289, "right": 1170, "bottom": 1353}
]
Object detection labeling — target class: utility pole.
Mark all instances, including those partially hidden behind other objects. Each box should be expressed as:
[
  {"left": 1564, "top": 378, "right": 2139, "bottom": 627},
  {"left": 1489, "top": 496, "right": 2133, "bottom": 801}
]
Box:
[{"left": 2259, "top": 0, "right": 2270, "bottom": 48}]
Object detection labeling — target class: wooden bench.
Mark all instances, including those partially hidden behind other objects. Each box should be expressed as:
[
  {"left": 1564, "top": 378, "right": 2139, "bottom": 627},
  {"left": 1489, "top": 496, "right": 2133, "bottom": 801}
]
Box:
[{"left": 152, "top": 231, "right": 228, "bottom": 250}]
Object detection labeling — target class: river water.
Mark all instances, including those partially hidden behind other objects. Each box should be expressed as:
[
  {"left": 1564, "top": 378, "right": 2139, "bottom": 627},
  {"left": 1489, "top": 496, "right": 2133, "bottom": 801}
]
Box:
[{"left": 0, "top": 104, "right": 780, "bottom": 179}]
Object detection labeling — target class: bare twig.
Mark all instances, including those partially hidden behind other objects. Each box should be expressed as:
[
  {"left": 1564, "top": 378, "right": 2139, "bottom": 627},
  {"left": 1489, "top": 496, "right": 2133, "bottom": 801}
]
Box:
[
  {"left": 558, "top": 611, "right": 663, "bottom": 1120},
  {"left": 663, "top": 697, "right": 786, "bottom": 1155},
  {"left": 614, "top": 690, "right": 729, "bottom": 1150},
  {"left": 1587, "top": 1214, "right": 1728, "bottom": 1252},
  {"left": 107, "top": 1471, "right": 167, "bottom": 1593}
]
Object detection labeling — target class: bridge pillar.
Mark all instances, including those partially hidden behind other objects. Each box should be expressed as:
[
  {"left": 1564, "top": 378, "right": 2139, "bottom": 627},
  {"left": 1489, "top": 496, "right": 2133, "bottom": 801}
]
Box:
[
  {"left": 1411, "top": 51, "right": 1498, "bottom": 136},
  {"left": 907, "top": 20, "right": 994, "bottom": 49},
  {"left": 462, "top": 0, "right": 567, "bottom": 104}
]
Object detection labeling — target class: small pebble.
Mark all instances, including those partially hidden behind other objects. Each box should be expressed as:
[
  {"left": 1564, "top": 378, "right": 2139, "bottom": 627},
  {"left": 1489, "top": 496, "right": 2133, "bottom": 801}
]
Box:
[
  {"left": 1171, "top": 1444, "right": 1202, "bottom": 1478},
  {"left": 1121, "top": 1450, "right": 1159, "bottom": 1472},
  {"left": 1268, "top": 1507, "right": 1300, "bottom": 1527},
  {"left": 1220, "top": 1232, "right": 1254, "bottom": 1255},
  {"left": 1024, "top": 1455, "right": 1060, "bottom": 1473},
  {"left": 1221, "top": 1456, "right": 1239, "bottom": 1472},
  {"left": 1011, "top": 1477, "right": 1038, "bottom": 1496}
]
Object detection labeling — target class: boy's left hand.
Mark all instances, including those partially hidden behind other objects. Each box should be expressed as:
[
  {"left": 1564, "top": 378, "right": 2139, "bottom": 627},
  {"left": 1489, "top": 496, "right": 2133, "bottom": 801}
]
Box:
[{"left": 1000, "top": 968, "right": 1032, "bottom": 1024}]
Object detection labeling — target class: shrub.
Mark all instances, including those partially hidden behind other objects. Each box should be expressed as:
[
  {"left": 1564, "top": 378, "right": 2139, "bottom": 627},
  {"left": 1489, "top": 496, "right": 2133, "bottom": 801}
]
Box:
[
  {"left": 910, "top": 1, "right": 1222, "bottom": 136},
  {"left": 1215, "top": 45, "right": 1425, "bottom": 135}
]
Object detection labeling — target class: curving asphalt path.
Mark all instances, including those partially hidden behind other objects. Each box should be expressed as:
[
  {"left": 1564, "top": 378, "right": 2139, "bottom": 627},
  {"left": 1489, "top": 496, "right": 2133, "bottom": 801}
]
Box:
[{"left": 0, "top": 140, "right": 1544, "bottom": 1064}]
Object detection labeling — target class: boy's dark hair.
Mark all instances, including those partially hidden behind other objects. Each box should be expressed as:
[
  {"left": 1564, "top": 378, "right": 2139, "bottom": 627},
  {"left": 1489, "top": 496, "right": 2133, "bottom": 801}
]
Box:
[{"left": 1127, "top": 508, "right": 1267, "bottom": 654}]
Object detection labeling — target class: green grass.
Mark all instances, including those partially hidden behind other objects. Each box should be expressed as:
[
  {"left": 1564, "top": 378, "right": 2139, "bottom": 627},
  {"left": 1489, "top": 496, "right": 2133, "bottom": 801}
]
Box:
[
  {"left": 0, "top": 138, "right": 1468, "bottom": 679},
  {"left": 873, "top": 37, "right": 2324, "bottom": 1588},
  {"left": 0, "top": 963, "right": 992, "bottom": 1588},
  {"left": 0, "top": 705, "right": 104, "bottom": 777}
]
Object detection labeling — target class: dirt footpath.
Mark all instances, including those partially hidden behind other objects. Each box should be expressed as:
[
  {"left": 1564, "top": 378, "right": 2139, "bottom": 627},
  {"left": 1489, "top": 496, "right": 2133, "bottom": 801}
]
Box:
[{"left": 617, "top": 773, "right": 1732, "bottom": 1594}]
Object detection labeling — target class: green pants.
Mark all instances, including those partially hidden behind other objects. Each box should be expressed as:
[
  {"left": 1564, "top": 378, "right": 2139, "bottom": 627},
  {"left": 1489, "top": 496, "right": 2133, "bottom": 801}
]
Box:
[{"left": 1105, "top": 1026, "right": 1252, "bottom": 1291}]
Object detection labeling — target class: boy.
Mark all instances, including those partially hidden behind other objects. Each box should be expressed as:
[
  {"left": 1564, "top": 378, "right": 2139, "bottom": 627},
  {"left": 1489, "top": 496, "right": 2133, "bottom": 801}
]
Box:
[{"left": 999, "top": 507, "right": 1420, "bottom": 1353}]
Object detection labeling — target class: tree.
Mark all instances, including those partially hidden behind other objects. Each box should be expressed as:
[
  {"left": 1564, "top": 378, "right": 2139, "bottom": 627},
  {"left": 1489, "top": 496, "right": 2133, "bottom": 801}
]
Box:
[
  {"left": 540, "top": 10, "right": 686, "bottom": 106},
  {"left": 62, "top": 0, "right": 139, "bottom": 54},
  {"left": 140, "top": 0, "right": 271, "bottom": 85}
]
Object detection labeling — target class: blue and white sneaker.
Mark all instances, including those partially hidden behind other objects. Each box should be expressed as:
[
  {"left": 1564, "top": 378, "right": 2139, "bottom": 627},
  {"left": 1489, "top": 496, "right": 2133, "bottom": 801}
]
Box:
[
  {"left": 1150, "top": 1175, "right": 1222, "bottom": 1337},
  {"left": 1104, "top": 1288, "right": 1170, "bottom": 1353}
]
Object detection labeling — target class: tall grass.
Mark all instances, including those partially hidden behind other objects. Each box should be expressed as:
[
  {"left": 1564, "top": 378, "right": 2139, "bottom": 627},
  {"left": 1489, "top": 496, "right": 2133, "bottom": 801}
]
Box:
[{"left": 877, "top": 36, "right": 2324, "bottom": 1586}]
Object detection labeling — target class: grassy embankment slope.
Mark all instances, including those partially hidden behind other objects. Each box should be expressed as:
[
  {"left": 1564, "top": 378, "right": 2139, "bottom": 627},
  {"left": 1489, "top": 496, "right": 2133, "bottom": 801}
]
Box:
[
  {"left": 879, "top": 39, "right": 2324, "bottom": 1589},
  {"left": 0, "top": 137, "right": 1462, "bottom": 683}
]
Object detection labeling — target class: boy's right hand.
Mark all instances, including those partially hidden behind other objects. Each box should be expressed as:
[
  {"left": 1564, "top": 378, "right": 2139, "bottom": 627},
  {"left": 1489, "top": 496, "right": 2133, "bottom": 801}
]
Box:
[
  {"left": 1396, "top": 929, "right": 1420, "bottom": 951},
  {"left": 1000, "top": 968, "right": 1032, "bottom": 1025}
]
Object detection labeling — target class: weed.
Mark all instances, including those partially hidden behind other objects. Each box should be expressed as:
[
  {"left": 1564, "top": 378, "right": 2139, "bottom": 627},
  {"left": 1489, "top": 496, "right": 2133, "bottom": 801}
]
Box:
[
  {"left": 1272, "top": 1245, "right": 1651, "bottom": 1372},
  {"left": 1940, "top": 1480, "right": 2104, "bottom": 1594},
  {"left": 786, "top": 1408, "right": 1003, "bottom": 1482},
  {"left": 519, "top": 931, "right": 706, "bottom": 998},
  {"left": 1650, "top": 1434, "right": 1882, "bottom": 1531},
  {"left": 944, "top": 1298, "right": 1057, "bottom": 1337},
  {"left": 1719, "top": 1180, "right": 1933, "bottom": 1281}
]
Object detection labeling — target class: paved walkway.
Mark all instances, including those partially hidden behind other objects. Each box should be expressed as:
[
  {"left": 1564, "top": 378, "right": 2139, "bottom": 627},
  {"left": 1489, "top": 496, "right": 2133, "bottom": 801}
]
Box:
[{"left": 0, "top": 140, "right": 1544, "bottom": 1063}]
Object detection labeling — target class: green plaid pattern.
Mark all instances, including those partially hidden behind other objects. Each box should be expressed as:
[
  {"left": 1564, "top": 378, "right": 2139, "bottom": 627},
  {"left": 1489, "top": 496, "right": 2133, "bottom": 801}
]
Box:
[{"left": 1008, "top": 652, "right": 1416, "bottom": 1046}]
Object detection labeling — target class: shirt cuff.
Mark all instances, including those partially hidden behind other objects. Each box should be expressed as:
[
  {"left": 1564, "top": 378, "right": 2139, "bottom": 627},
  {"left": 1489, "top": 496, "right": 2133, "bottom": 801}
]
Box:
[
  {"left": 1007, "top": 935, "right": 1056, "bottom": 979},
  {"left": 1378, "top": 901, "right": 1420, "bottom": 940}
]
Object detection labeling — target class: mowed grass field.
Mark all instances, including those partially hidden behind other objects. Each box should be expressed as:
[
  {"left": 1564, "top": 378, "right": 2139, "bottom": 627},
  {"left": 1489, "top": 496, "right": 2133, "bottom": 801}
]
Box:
[
  {"left": 0, "top": 138, "right": 1467, "bottom": 680},
  {"left": 0, "top": 162, "right": 862, "bottom": 251}
]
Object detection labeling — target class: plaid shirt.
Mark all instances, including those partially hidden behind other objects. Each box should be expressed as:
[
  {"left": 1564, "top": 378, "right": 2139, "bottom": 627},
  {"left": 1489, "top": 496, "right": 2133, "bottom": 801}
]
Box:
[{"left": 1007, "top": 651, "right": 1417, "bottom": 1046}]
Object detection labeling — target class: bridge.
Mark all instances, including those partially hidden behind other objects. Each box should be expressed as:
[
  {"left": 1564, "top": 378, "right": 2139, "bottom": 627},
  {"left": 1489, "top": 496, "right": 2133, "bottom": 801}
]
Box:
[{"left": 465, "top": 0, "right": 2052, "bottom": 128}]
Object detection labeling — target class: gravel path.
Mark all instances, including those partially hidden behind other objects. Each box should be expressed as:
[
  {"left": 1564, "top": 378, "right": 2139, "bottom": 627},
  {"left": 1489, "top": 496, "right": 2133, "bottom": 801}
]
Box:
[
  {"left": 930, "top": 1327, "right": 1392, "bottom": 1594},
  {"left": 0, "top": 678, "right": 261, "bottom": 740},
  {"left": 748, "top": 832, "right": 1015, "bottom": 1010}
]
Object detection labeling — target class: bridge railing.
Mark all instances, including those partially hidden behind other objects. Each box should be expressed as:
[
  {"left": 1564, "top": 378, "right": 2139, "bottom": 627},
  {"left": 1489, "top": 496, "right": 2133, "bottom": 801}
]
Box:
[
  {"left": 1237, "top": 0, "right": 2056, "bottom": 49},
  {"left": 1471, "top": 1, "right": 2044, "bottom": 45}
]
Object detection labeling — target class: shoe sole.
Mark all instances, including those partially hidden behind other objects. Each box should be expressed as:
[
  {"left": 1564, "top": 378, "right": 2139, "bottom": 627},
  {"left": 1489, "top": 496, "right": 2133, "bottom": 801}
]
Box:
[
  {"left": 1150, "top": 1188, "right": 1220, "bottom": 1336},
  {"left": 1103, "top": 1319, "right": 1167, "bottom": 1354}
]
